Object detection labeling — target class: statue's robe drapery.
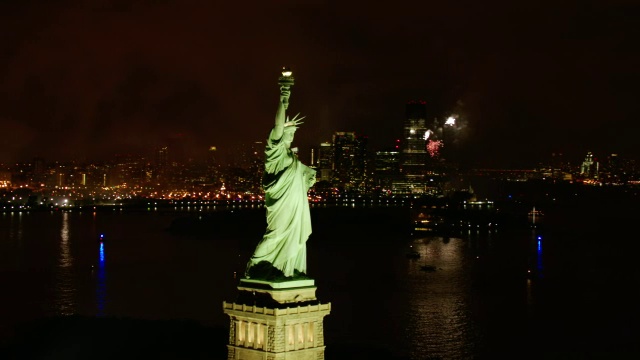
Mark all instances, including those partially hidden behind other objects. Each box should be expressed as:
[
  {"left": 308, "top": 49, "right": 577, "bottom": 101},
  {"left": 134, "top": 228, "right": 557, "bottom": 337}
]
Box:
[{"left": 247, "top": 128, "right": 316, "bottom": 277}]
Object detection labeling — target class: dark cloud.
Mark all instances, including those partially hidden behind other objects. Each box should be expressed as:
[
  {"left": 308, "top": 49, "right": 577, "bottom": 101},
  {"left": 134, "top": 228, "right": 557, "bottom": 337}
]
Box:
[{"left": 1, "top": 0, "right": 638, "bottom": 167}]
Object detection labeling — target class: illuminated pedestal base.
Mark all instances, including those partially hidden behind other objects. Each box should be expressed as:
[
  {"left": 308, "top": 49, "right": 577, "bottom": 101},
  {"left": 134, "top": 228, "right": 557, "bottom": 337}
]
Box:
[{"left": 223, "top": 278, "right": 331, "bottom": 360}]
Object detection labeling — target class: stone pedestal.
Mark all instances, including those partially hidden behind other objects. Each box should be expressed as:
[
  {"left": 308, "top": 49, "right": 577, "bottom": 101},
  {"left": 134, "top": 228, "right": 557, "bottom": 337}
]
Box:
[{"left": 223, "top": 278, "right": 331, "bottom": 360}]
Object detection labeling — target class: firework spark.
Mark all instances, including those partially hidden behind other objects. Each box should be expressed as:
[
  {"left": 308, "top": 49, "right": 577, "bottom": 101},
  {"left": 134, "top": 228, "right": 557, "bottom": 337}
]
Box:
[
  {"left": 423, "top": 129, "right": 433, "bottom": 140},
  {"left": 427, "top": 139, "right": 443, "bottom": 158},
  {"left": 445, "top": 116, "right": 456, "bottom": 126}
]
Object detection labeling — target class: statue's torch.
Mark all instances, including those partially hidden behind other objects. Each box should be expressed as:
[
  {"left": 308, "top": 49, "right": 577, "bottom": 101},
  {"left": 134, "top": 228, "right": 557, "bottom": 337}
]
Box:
[{"left": 278, "top": 67, "right": 294, "bottom": 109}]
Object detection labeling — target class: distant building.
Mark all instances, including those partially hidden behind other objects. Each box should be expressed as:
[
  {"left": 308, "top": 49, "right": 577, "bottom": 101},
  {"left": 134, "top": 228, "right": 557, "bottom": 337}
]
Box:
[
  {"left": 247, "top": 141, "right": 264, "bottom": 193},
  {"left": 0, "top": 170, "right": 10, "bottom": 188},
  {"left": 580, "top": 151, "right": 599, "bottom": 179},
  {"left": 112, "top": 153, "right": 146, "bottom": 187},
  {"left": 155, "top": 146, "right": 170, "bottom": 181},
  {"left": 374, "top": 149, "right": 400, "bottom": 192},
  {"left": 206, "top": 146, "right": 221, "bottom": 184},
  {"left": 393, "top": 100, "right": 438, "bottom": 194},
  {"left": 400, "top": 100, "right": 428, "bottom": 176},
  {"left": 207, "top": 146, "right": 218, "bottom": 167},
  {"left": 316, "top": 142, "right": 333, "bottom": 183},
  {"left": 331, "top": 132, "right": 368, "bottom": 192},
  {"left": 535, "top": 152, "right": 573, "bottom": 181}
]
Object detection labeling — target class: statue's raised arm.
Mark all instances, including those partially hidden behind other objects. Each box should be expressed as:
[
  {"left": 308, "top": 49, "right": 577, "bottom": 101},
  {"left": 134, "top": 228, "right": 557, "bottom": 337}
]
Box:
[
  {"left": 245, "top": 68, "right": 316, "bottom": 281},
  {"left": 272, "top": 86, "right": 289, "bottom": 140}
]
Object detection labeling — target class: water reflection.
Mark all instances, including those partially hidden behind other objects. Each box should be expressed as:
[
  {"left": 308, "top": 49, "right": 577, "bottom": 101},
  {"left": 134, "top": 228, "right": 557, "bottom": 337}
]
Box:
[
  {"left": 527, "top": 231, "right": 544, "bottom": 310},
  {"left": 8, "top": 212, "right": 24, "bottom": 242},
  {"left": 54, "top": 212, "right": 75, "bottom": 315},
  {"left": 404, "top": 237, "right": 477, "bottom": 359},
  {"left": 8, "top": 212, "right": 24, "bottom": 268},
  {"left": 97, "top": 241, "right": 107, "bottom": 316},
  {"left": 528, "top": 230, "right": 544, "bottom": 279},
  {"left": 536, "top": 236, "right": 544, "bottom": 278}
]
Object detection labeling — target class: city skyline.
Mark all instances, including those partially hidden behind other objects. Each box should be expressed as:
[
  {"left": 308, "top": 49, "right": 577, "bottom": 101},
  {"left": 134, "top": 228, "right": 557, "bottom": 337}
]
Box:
[
  {"left": 0, "top": 134, "right": 635, "bottom": 171},
  {"left": 1, "top": 1, "right": 638, "bottom": 167}
]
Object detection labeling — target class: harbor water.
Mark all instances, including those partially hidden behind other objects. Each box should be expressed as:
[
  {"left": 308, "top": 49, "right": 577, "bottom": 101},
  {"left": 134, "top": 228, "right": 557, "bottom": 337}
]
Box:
[{"left": 0, "top": 200, "right": 638, "bottom": 359}]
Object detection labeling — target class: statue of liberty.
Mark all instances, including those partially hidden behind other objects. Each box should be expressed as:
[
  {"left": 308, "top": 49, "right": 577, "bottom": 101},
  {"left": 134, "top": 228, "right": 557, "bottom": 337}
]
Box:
[{"left": 245, "top": 68, "right": 316, "bottom": 280}]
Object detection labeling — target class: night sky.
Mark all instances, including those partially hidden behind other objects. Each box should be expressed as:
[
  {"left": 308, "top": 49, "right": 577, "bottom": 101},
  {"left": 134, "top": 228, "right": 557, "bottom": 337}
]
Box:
[{"left": 1, "top": 0, "right": 638, "bottom": 167}]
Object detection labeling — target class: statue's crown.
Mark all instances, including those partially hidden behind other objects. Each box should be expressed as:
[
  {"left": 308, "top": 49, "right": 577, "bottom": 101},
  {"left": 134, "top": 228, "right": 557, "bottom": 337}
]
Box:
[{"left": 284, "top": 125, "right": 298, "bottom": 133}]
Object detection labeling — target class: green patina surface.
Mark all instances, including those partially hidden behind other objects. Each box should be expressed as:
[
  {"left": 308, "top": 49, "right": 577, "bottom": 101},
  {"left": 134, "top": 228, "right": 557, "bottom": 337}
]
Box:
[
  {"left": 239, "top": 277, "right": 315, "bottom": 290},
  {"left": 245, "top": 70, "right": 316, "bottom": 280}
]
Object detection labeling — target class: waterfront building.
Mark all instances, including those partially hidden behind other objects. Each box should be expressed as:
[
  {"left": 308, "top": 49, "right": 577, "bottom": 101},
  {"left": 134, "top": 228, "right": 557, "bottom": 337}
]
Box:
[
  {"left": 112, "top": 153, "right": 147, "bottom": 188},
  {"left": 206, "top": 146, "right": 220, "bottom": 183},
  {"left": 0, "top": 170, "right": 10, "bottom": 188},
  {"left": 331, "top": 132, "right": 368, "bottom": 192},
  {"left": 400, "top": 100, "right": 428, "bottom": 176},
  {"left": 580, "top": 151, "right": 599, "bottom": 179},
  {"left": 374, "top": 148, "right": 400, "bottom": 193},
  {"left": 247, "top": 141, "right": 264, "bottom": 194},
  {"left": 315, "top": 142, "right": 333, "bottom": 183},
  {"left": 393, "top": 100, "right": 435, "bottom": 194},
  {"left": 155, "top": 146, "right": 170, "bottom": 183}
]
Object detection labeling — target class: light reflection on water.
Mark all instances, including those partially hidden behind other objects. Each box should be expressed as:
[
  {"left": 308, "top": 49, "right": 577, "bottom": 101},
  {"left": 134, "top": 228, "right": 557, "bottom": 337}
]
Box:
[
  {"left": 403, "top": 237, "right": 478, "bottom": 359},
  {"left": 2, "top": 209, "right": 528, "bottom": 359},
  {"left": 9, "top": 212, "right": 24, "bottom": 242},
  {"left": 6, "top": 206, "right": 633, "bottom": 358},
  {"left": 8, "top": 212, "right": 24, "bottom": 268},
  {"left": 54, "top": 212, "right": 76, "bottom": 315},
  {"left": 97, "top": 241, "right": 106, "bottom": 316},
  {"left": 536, "top": 235, "right": 544, "bottom": 278}
]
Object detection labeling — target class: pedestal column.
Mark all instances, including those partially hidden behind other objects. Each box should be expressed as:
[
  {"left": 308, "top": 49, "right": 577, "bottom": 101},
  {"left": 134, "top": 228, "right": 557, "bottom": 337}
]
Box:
[{"left": 223, "top": 278, "right": 331, "bottom": 360}]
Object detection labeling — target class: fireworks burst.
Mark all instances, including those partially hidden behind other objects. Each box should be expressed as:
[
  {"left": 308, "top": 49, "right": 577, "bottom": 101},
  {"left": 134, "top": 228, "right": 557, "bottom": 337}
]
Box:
[
  {"left": 427, "top": 140, "right": 443, "bottom": 158},
  {"left": 423, "top": 130, "right": 433, "bottom": 140},
  {"left": 445, "top": 116, "right": 456, "bottom": 126}
]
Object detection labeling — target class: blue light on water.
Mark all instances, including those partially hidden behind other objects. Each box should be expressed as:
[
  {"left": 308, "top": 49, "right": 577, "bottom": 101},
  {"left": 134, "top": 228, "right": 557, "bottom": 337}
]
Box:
[
  {"left": 536, "top": 237, "right": 543, "bottom": 277},
  {"left": 97, "top": 242, "right": 106, "bottom": 316}
]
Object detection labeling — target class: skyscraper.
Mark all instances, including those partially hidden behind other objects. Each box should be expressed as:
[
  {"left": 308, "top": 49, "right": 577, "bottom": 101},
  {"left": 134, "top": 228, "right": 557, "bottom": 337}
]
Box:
[
  {"left": 155, "top": 146, "right": 169, "bottom": 182},
  {"left": 316, "top": 142, "right": 333, "bottom": 183},
  {"left": 374, "top": 148, "right": 400, "bottom": 192},
  {"left": 401, "top": 100, "right": 428, "bottom": 175},
  {"left": 393, "top": 100, "right": 434, "bottom": 194},
  {"left": 580, "top": 151, "right": 599, "bottom": 179},
  {"left": 332, "top": 132, "right": 368, "bottom": 192}
]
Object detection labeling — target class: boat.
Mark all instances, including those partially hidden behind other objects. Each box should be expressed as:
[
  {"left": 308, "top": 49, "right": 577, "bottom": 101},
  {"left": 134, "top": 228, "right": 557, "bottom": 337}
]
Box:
[
  {"left": 528, "top": 206, "right": 544, "bottom": 228},
  {"left": 528, "top": 206, "right": 544, "bottom": 217}
]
